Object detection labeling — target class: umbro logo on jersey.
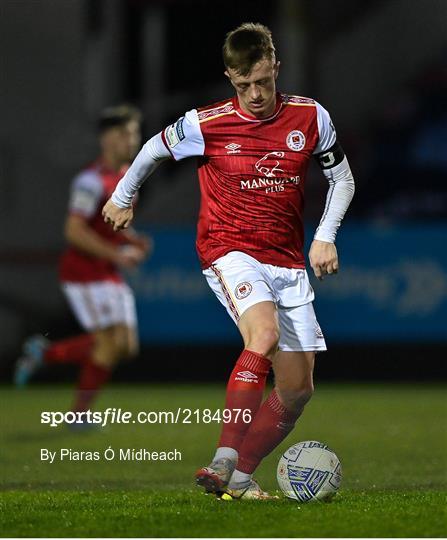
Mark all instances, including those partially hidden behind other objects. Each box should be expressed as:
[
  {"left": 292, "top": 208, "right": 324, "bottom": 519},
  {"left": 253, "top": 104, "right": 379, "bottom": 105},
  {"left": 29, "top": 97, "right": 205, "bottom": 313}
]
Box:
[
  {"left": 235, "top": 371, "right": 258, "bottom": 383},
  {"left": 225, "top": 142, "right": 241, "bottom": 154}
]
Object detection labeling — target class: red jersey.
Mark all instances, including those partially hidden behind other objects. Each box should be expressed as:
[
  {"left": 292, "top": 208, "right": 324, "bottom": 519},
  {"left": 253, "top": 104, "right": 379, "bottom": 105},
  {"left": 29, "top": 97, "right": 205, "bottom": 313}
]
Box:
[
  {"left": 161, "top": 92, "right": 336, "bottom": 269},
  {"left": 59, "top": 160, "right": 129, "bottom": 283}
]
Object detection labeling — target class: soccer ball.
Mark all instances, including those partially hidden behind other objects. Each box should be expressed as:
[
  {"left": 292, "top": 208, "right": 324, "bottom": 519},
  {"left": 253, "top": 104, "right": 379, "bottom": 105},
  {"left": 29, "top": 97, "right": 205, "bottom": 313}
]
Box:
[{"left": 277, "top": 440, "right": 342, "bottom": 502}]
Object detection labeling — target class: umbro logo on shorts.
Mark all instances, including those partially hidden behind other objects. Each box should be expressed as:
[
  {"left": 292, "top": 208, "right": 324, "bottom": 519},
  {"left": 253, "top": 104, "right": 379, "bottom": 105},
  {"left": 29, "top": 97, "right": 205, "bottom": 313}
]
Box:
[
  {"left": 235, "top": 281, "right": 252, "bottom": 299},
  {"left": 235, "top": 371, "right": 258, "bottom": 383}
]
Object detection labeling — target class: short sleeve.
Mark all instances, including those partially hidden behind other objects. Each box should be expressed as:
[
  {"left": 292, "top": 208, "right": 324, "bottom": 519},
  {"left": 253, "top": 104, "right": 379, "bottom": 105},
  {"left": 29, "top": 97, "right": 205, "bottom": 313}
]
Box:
[
  {"left": 161, "top": 109, "right": 205, "bottom": 161},
  {"left": 313, "top": 102, "right": 337, "bottom": 154},
  {"left": 68, "top": 170, "right": 104, "bottom": 218}
]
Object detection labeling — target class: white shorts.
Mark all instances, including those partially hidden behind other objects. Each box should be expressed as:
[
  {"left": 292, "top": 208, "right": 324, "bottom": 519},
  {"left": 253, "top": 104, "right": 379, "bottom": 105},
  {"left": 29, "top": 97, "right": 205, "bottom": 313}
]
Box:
[
  {"left": 61, "top": 281, "right": 137, "bottom": 331},
  {"left": 203, "top": 251, "right": 327, "bottom": 352}
]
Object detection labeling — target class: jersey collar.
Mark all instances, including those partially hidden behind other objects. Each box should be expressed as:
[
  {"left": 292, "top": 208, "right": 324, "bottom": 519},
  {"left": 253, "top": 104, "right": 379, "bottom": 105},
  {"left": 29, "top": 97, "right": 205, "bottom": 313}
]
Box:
[{"left": 232, "top": 92, "right": 283, "bottom": 123}]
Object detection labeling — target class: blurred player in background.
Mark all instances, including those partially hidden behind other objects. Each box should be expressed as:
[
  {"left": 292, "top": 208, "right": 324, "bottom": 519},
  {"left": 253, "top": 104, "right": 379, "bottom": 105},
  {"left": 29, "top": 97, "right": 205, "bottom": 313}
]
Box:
[
  {"left": 102, "top": 24, "right": 355, "bottom": 498},
  {"left": 15, "top": 105, "right": 151, "bottom": 418}
]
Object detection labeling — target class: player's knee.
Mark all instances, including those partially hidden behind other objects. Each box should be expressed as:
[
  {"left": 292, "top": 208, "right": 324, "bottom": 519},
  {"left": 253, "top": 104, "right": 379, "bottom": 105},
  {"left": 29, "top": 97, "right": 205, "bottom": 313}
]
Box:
[
  {"left": 113, "top": 332, "right": 139, "bottom": 361},
  {"left": 92, "top": 345, "right": 120, "bottom": 368},
  {"left": 93, "top": 330, "right": 121, "bottom": 367},
  {"left": 277, "top": 380, "right": 314, "bottom": 412},
  {"left": 246, "top": 326, "right": 280, "bottom": 358}
]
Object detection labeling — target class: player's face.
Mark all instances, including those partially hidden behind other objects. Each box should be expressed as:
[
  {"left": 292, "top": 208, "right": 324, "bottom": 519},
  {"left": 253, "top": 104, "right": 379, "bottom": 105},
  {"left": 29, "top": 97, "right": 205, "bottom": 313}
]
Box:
[
  {"left": 226, "top": 58, "right": 280, "bottom": 119},
  {"left": 102, "top": 120, "right": 141, "bottom": 165}
]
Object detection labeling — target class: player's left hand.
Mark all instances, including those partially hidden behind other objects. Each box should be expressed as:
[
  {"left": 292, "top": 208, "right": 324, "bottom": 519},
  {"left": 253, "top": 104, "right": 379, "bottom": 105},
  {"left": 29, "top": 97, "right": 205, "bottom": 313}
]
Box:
[{"left": 308, "top": 240, "right": 339, "bottom": 280}]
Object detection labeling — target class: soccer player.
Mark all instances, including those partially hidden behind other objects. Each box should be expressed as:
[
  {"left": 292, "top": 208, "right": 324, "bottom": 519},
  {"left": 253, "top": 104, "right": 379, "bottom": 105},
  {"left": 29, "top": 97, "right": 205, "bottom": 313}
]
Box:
[
  {"left": 15, "top": 105, "right": 151, "bottom": 418},
  {"left": 102, "top": 24, "right": 355, "bottom": 498}
]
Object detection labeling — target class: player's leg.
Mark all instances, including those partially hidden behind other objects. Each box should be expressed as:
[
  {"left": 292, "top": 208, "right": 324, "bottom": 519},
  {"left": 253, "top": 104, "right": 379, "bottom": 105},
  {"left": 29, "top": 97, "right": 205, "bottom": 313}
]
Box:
[
  {"left": 197, "top": 302, "right": 277, "bottom": 493},
  {"left": 14, "top": 333, "right": 96, "bottom": 387},
  {"left": 216, "top": 300, "right": 283, "bottom": 499},
  {"left": 72, "top": 321, "right": 139, "bottom": 413},
  {"left": 14, "top": 283, "right": 97, "bottom": 386},
  {"left": 196, "top": 253, "right": 276, "bottom": 493},
  {"left": 43, "top": 334, "right": 95, "bottom": 364},
  {"left": 217, "top": 300, "right": 278, "bottom": 448},
  {"left": 222, "top": 351, "right": 313, "bottom": 500},
  {"left": 232, "top": 350, "right": 314, "bottom": 478},
  {"left": 14, "top": 282, "right": 99, "bottom": 386},
  {"left": 227, "top": 298, "right": 325, "bottom": 496},
  {"left": 72, "top": 281, "right": 138, "bottom": 413},
  {"left": 72, "top": 324, "right": 119, "bottom": 413}
]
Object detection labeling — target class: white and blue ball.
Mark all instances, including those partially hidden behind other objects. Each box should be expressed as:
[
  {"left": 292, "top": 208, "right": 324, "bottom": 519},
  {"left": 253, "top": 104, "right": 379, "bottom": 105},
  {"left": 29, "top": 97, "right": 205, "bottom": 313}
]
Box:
[{"left": 277, "top": 441, "right": 342, "bottom": 502}]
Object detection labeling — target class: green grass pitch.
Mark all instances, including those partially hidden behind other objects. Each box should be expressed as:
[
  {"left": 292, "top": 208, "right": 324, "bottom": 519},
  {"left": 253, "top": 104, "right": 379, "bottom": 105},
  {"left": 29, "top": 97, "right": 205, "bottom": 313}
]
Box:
[{"left": 1, "top": 382, "right": 446, "bottom": 537}]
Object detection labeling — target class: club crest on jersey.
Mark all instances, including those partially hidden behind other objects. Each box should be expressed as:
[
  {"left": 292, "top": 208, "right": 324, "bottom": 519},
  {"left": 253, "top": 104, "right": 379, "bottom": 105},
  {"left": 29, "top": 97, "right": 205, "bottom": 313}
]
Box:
[
  {"left": 286, "top": 130, "right": 306, "bottom": 152},
  {"left": 235, "top": 281, "right": 252, "bottom": 299}
]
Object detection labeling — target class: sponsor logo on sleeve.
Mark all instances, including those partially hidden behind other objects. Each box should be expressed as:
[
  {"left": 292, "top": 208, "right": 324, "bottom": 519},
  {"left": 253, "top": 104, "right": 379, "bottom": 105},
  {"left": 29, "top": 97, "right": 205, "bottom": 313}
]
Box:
[
  {"left": 175, "top": 117, "right": 185, "bottom": 141},
  {"left": 165, "top": 117, "right": 185, "bottom": 148},
  {"left": 286, "top": 130, "right": 306, "bottom": 152}
]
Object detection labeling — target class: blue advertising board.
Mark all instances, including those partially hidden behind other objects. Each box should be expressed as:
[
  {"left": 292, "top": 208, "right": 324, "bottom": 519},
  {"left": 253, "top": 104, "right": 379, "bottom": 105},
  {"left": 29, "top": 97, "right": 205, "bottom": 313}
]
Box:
[{"left": 127, "top": 223, "right": 447, "bottom": 344}]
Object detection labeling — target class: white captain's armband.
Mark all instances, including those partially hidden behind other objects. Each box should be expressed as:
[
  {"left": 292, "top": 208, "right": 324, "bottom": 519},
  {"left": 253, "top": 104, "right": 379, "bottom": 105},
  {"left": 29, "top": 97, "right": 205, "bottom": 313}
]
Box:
[{"left": 314, "top": 141, "right": 345, "bottom": 170}]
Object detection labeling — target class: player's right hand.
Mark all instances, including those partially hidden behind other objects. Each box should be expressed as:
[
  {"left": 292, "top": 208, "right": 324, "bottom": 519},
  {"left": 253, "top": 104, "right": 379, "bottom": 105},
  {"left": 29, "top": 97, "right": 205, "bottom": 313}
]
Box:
[{"left": 102, "top": 199, "right": 133, "bottom": 231}]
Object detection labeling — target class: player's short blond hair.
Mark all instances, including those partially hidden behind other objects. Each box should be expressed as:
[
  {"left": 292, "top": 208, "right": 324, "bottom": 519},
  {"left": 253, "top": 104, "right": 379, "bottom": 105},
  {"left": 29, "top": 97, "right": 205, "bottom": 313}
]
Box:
[{"left": 223, "top": 23, "right": 276, "bottom": 76}]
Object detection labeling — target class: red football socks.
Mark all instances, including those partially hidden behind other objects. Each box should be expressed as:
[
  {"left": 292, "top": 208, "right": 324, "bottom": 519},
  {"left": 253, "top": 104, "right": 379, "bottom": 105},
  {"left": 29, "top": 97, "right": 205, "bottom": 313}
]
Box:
[
  {"left": 218, "top": 349, "right": 271, "bottom": 450},
  {"left": 73, "top": 361, "right": 111, "bottom": 412},
  {"left": 236, "top": 389, "right": 300, "bottom": 474},
  {"left": 44, "top": 334, "right": 94, "bottom": 364}
]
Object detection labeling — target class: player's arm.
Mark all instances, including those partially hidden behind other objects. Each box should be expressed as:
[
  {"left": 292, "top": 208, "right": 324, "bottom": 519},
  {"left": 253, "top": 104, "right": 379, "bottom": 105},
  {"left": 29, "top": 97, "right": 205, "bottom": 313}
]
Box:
[
  {"left": 309, "top": 103, "right": 355, "bottom": 280},
  {"left": 65, "top": 215, "right": 121, "bottom": 262},
  {"left": 103, "top": 110, "right": 205, "bottom": 231}
]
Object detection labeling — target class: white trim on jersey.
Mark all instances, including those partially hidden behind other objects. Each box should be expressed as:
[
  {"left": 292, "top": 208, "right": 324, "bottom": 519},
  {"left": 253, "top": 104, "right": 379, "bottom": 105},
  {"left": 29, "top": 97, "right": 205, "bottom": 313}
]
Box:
[
  {"left": 111, "top": 132, "right": 171, "bottom": 208},
  {"left": 314, "top": 102, "right": 337, "bottom": 154}
]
